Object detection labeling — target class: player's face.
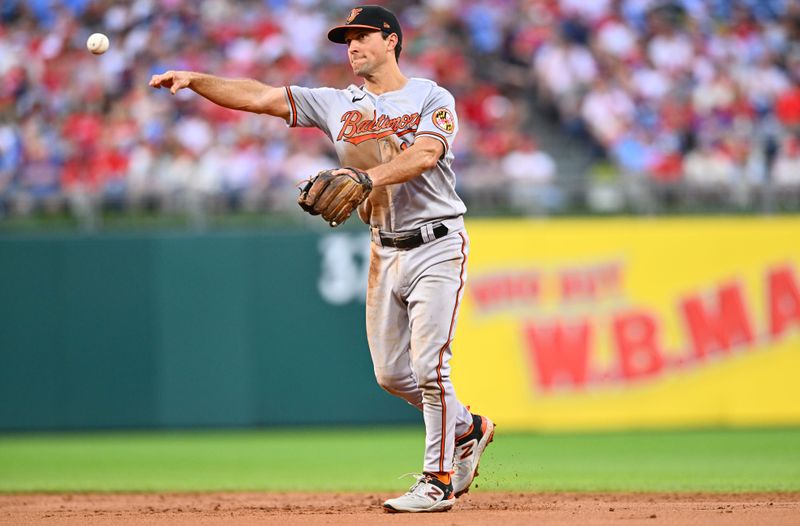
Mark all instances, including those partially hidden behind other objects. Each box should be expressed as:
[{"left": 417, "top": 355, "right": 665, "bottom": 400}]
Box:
[{"left": 344, "top": 29, "right": 390, "bottom": 77}]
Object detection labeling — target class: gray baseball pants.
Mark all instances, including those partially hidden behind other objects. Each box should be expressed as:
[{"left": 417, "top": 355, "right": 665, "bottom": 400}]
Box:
[{"left": 366, "top": 218, "right": 474, "bottom": 473}]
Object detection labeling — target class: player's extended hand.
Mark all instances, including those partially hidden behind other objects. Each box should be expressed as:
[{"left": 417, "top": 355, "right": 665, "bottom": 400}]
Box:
[
  {"left": 298, "top": 167, "right": 373, "bottom": 227},
  {"left": 148, "top": 70, "right": 192, "bottom": 94}
]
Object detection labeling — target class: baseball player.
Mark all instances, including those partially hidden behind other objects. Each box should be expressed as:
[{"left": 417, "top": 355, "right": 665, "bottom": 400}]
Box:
[{"left": 149, "top": 5, "right": 494, "bottom": 513}]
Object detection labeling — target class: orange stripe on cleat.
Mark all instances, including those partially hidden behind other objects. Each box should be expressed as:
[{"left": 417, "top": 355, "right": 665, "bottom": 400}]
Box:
[{"left": 455, "top": 423, "right": 474, "bottom": 443}]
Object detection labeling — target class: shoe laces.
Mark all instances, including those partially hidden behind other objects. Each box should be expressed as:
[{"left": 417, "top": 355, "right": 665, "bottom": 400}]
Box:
[{"left": 398, "top": 472, "right": 436, "bottom": 494}]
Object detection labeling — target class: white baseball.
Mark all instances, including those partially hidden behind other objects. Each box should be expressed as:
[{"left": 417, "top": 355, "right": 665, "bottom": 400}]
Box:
[{"left": 86, "top": 33, "right": 110, "bottom": 55}]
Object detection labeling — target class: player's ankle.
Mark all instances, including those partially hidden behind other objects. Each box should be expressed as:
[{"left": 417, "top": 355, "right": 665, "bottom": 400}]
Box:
[{"left": 426, "top": 471, "right": 451, "bottom": 485}]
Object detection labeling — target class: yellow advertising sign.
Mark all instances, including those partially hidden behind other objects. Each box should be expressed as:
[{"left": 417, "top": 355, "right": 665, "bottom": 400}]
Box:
[{"left": 453, "top": 218, "right": 800, "bottom": 431}]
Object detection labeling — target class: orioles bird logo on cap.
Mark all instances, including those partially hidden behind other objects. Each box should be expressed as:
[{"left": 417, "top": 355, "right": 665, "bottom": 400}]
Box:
[{"left": 346, "top": 8, "right": 362, "bottom": 24}]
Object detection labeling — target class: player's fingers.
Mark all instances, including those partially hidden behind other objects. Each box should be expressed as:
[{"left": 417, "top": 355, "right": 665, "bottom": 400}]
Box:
[
  {"left": 149, "top": 72, "right": 172, "bottom": 88},
  {"left": 170, "top": 78, "right": 189, "bottom": 95}
]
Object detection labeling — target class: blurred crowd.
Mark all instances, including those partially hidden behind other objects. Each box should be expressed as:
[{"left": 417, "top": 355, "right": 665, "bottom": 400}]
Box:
[
  {"left": 0, "top": 0, "right": 799, "bottom": 225},
  {"left": 534, "top": 0, "right": 800, "bottom": 210},
  {"left": 0, "top": 0, "right": 559, "bottom": 223}
]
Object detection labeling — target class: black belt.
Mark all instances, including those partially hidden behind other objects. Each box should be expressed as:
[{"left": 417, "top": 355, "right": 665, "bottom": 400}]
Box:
[{"left": 379, "top": 223, "right": 449, "bottom": 250}]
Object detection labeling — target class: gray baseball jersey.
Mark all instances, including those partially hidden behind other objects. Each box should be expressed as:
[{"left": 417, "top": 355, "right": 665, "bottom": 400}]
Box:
[
  {"left": 285, "top": 76, "right": 474, "bottom": 475},
  {"left": 284, "top": 77, "right": 466, "bottom": 232}
]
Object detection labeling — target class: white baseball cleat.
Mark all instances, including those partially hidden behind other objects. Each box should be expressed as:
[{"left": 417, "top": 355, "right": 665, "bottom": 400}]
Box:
[
  {"left": 383, "top": 473, "right": 456, "bottom": 513},
  {"left": 452, "top": 414, "right": 495, "bottom": 497}
]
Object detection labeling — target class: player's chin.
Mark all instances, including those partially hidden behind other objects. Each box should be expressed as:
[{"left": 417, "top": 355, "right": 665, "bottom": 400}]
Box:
[{"left": 351, "top": 62, "right": 370, "bottom": 77}]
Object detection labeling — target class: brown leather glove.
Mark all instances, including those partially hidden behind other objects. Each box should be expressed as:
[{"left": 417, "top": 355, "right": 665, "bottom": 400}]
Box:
[{"left": 298, "top": 167, "right": 373, "bottom": 227}]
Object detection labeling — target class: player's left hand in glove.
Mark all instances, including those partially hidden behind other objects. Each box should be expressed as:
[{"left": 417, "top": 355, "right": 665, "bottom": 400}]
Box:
[{"left": 298, "top": 167, "right": 373, "bottom": 227}]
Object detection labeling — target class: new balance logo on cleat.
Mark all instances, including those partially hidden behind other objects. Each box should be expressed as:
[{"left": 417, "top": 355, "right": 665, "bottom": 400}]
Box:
[
  {"left": 383, "top": 473, "right": 456, "bottom": 513},
  {"left": 452, "top": 414, "right": 495, "bottom": 497},
  {"left": 425, "top": 486, "right": 444, "bottom": 500}
]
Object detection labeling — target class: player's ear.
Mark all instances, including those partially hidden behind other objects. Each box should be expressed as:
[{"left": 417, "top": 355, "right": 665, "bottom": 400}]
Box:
[{"left": 386, "top": 33, "right": 398, "bottom": 52}]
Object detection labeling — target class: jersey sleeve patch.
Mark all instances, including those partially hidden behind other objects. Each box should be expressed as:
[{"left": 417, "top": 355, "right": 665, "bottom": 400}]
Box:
[{"left": 431, "top": 107, "right": 455, "bottom": 134}]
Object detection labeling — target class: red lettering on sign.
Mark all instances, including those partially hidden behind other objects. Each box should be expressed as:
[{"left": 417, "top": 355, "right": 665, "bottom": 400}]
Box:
[
  {"left": 472, "top": 273, "right": 541, "bottom": 310},
  {"left": 612, "top": 310, "right": 664, "bottom": 379},
  {"left": 523, "top": 319, "right": 591, "bottom": 390},
  {"left": 513, "top": 262, "right": 798, "bottom": 394},
  {"left": 680, "top": 282, "right": 755, "bottom": 358},
  {"left": 559, "top": 262, "right": 623, "bottom": 303},
  {"left": 768, "top": 266, "right": 800, "bottom": 338},
  {"left": 597, "top": 263, "right": 622, "bottom": 293},
  {"left": 560, "top": 270, "right": 596, "bottom": 301}
]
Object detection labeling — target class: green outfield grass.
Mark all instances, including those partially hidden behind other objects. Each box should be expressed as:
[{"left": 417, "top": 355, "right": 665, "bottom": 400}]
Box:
[{"left": 0, "top": 427, "right": 798, "bottom": 493}]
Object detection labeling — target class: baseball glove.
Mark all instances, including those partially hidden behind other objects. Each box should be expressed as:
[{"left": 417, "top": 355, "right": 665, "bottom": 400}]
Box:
[{"left": 298, "top": 167, "right": 373, "bottom": 227}]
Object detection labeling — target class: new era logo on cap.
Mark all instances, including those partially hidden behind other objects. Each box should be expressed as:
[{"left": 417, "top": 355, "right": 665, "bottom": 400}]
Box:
[{"left": 327, "top": 5, "right": 403, "bottom": 45}]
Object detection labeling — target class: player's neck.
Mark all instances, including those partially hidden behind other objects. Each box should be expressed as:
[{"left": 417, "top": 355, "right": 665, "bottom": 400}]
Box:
[{"left": 362, "top": 63, "right": 407, "bottom": 96}]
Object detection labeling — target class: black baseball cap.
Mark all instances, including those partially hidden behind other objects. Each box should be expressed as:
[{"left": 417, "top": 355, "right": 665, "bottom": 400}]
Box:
[{"left": 327, "top": 5, "right": 403, "bottom": 46}]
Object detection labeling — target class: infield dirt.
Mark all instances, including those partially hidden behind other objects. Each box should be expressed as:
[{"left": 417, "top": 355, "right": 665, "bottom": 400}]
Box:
[{"left": 1, "top": 492, "right": 798, "bottom": 525}]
